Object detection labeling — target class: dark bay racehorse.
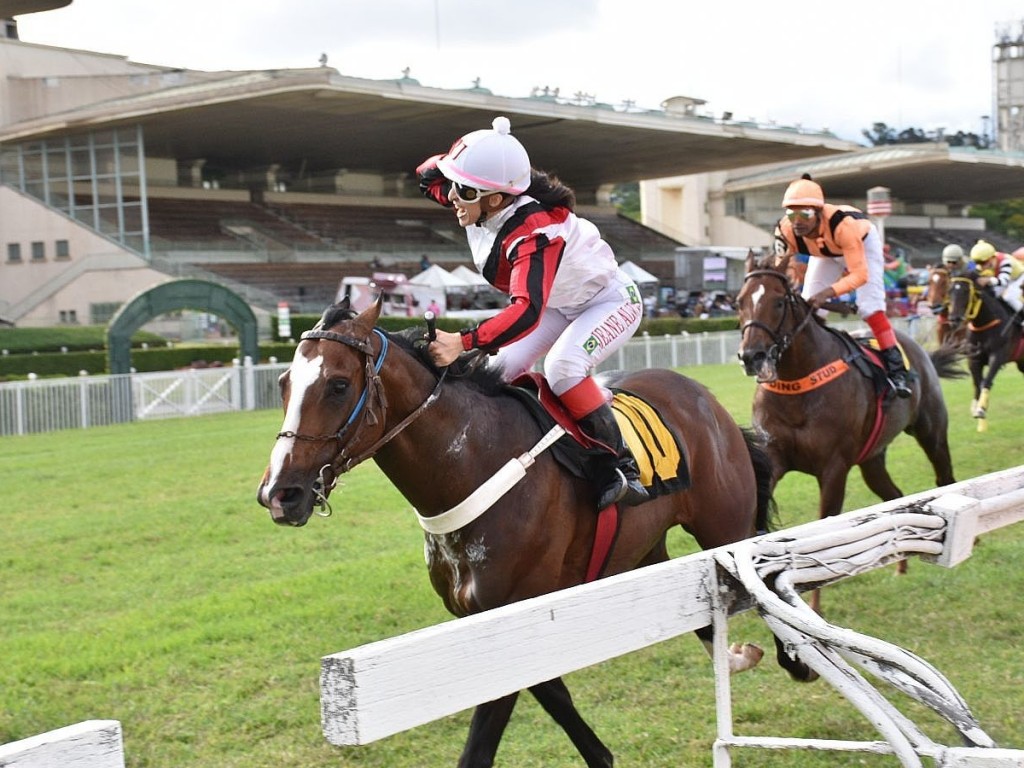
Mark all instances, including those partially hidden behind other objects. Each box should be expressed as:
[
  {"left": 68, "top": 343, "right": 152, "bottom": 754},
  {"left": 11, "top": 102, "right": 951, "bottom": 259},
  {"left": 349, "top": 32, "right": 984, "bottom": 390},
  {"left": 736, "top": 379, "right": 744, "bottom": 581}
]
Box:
[
  {"left": 947, "top": 273, "right": 1024, "bottom": 431},
  {"left": 924, "top": 265, "right": 968, "bottom": 350},
  {"left": 257, "top": 299, "right": 814, "bottom": 768},
  {"left": 736, "top": 254, "right": 961, "bottom": 594}
]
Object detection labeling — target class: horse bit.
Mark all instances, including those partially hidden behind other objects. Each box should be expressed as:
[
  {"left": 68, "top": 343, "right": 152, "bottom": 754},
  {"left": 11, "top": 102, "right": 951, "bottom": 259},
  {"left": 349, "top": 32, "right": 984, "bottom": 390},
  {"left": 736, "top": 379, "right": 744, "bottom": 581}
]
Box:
[
  {"left": 275, "top": 326, "right": 446, "bottom": 517},
  {"left": 739, "top": 269, "right": 816, "bottom": 364}
]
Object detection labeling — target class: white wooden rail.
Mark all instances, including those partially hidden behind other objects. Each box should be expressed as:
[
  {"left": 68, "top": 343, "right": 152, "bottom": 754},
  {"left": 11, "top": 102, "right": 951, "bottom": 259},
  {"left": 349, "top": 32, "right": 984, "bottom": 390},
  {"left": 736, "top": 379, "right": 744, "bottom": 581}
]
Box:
[
  {"left": 321, "top": 466, "right": 1024, "bottom": 767},
  {"left": 0, "top": 720, "right": 124, "bottom": 768}
]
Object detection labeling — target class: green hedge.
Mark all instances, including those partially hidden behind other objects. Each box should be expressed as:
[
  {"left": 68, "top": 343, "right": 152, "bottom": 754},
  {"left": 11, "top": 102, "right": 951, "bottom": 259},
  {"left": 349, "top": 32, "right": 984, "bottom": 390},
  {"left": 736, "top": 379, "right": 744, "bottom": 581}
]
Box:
[{"left": 0, "top": 325, "right": 164, "bottom": 354}]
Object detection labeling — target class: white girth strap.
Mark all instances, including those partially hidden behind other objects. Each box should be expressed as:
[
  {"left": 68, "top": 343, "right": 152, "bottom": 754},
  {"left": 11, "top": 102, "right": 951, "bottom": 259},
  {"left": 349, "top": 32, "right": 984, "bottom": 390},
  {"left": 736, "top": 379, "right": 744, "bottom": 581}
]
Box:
[{"left": 415, "top": 424, "right": 567, "bottom": 535}]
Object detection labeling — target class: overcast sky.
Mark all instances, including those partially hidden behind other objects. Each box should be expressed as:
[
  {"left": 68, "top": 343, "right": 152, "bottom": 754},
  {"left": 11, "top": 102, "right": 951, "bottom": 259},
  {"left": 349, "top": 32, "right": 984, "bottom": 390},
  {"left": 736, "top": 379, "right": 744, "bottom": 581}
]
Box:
[{"left": 14, "top": 1, "right": 1024, "bottom": 144}]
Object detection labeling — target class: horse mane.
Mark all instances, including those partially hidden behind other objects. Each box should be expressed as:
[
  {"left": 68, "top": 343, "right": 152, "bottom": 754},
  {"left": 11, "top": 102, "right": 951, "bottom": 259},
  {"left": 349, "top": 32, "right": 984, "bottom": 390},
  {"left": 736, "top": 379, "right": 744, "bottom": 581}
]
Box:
[
  {"left": 315, "top": 303, "right": 509, "bottom": 397},
  {"left": 389, "top": 327, "right": 509, "bottom": 395}
]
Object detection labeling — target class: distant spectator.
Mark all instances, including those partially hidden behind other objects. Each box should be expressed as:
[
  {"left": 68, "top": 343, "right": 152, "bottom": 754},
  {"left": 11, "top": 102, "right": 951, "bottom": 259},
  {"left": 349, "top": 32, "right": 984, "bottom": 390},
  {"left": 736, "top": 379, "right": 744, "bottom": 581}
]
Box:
[
  {"left": 883, "top": 244, "right": 908, "bottom": 297},
  {"left": 643, "top": 294, "right": 656, "bottom": 318},
  {"left": 427, "top": 298, "right": 443, "bottom": 316},
  {"left": 419, "top": 254, "right": 431, "bottom": 272}
]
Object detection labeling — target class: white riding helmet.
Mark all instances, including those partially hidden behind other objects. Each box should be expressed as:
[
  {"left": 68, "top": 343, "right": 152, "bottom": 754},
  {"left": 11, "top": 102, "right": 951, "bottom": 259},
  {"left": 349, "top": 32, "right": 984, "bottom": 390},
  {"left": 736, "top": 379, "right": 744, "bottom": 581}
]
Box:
[
  {"left": 436, "top": 116, "right": 531, "bottom": 195},
  {"left": 941, "top": 244, "right": 964, "bottom": 264}
]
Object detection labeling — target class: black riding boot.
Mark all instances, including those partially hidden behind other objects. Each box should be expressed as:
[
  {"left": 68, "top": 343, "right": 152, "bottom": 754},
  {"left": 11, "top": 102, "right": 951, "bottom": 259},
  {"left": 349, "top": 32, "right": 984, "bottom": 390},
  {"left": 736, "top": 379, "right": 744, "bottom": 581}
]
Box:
[
  {"left": 880, "top": 346, "right": 912, "bottom": 399},
  {"left": 577, "top": 404, "right": 651, "bottom": 510}
]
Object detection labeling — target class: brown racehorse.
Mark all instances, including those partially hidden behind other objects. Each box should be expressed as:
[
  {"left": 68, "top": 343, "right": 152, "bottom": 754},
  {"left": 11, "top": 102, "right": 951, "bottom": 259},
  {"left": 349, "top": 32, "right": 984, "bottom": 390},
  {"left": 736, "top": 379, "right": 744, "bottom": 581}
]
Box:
[
  {"left": 946, "top": 273, "right": 1024, "bottom": 431},
  {"left": 735, "top": 253, "right": 962, "bottom": 597},
  {"left": 924, "top": 265, "right": 968, "bottom": 350},
  {"left": 257, "top": 299, "right": 815, "bottom": 768}
]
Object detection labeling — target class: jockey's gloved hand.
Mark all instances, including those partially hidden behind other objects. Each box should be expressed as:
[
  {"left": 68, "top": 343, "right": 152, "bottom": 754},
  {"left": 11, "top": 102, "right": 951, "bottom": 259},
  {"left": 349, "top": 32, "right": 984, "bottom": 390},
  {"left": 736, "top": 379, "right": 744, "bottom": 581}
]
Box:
[
  {"left": 415, "top": 155, "right": 452, "bottom": 207},
  {"left": 808, "top": 287, "right": 836, "bottom": 310}
]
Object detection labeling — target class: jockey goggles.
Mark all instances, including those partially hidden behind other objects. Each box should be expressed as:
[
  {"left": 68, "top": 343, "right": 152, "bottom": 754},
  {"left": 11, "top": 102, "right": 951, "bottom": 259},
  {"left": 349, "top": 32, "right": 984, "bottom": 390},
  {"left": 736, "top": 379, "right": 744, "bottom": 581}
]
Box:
[
  {"left": 785, "top": 207, "right": 818, "bottom": 221},
  {"left": 451, "top": 181, "right": 501, "bottom": 204}
]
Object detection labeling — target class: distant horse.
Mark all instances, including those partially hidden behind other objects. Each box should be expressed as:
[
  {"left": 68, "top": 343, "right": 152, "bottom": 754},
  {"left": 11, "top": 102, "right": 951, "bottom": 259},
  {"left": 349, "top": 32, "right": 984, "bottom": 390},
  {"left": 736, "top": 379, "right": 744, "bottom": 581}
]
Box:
[
  {"left": 924, "top": 265, "right": 968, "bottom": 350},
  {"left": 257, "top": 299, "right": 816, "bottom": 768},
  {"left": 946, "top": 273, "right": 1024, "bottom": 431},
  {"left": 735, "top": 253, "right": 962, "bottom": 594}
]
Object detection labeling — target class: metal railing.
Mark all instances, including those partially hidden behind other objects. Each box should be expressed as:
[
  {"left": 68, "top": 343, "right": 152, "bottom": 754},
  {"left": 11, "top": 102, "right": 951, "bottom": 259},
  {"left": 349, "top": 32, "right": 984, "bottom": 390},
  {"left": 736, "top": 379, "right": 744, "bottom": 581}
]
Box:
[{"left": 0, "top": 315, "right": 937, "bottom": 437}]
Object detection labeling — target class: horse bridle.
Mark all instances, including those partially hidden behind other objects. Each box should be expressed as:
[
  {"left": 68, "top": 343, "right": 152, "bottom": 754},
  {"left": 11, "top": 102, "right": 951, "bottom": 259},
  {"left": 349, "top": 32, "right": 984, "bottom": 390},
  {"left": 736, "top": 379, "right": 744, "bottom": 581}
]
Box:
[
  {"left": 949, "top": 276, "right": 982, "bottom": 323},
  {"left": 739, "top": 269, "right": 816, "bottom": 363},
  {"left": 275, "top": 326, "right": 447, "bottom": 515}
]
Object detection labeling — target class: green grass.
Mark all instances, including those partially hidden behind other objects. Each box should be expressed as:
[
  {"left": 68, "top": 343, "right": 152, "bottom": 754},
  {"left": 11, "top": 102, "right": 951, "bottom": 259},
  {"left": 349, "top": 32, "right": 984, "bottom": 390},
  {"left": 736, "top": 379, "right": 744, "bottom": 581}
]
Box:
[{"left": 1, "top": 364, "right": 1022, "bottom": 767}]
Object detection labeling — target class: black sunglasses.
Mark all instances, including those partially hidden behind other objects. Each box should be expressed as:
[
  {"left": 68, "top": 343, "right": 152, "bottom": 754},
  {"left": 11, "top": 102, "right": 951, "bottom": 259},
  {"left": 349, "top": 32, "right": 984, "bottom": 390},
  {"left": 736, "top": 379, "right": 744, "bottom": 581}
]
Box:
[{"left": 452, "top": 182, "right": 499, "bottom": 204}]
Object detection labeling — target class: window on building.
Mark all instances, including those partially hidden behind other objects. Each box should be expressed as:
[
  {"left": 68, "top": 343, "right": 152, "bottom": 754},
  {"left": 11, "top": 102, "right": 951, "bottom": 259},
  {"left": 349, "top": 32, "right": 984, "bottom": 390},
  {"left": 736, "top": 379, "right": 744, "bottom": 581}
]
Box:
[
  {"left": 55, "top": 239, "right": 70, "bottom": 259},
  {"left": 90, "top": 302, "right": 122, "bottom": 324},
  {"left": 6, "top": 243, "right": 21, "bottom": 263},
  {"left": 31, "top": 241, "right": 45, "bottom": 261},
  {"left": 59, "top": 309, "right": 79, "bottom": 324}
]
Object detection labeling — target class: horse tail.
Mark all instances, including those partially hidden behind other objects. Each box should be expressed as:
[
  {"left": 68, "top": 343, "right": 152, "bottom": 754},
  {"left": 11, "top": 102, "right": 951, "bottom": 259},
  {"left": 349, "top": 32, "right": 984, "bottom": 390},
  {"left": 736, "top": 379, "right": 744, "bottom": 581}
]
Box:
[
  {"left": 742, "top": 427, "right": 778, "bottom": 535},
  {"left": 929, "top": 345, "right": 968, "bottom": 380}
]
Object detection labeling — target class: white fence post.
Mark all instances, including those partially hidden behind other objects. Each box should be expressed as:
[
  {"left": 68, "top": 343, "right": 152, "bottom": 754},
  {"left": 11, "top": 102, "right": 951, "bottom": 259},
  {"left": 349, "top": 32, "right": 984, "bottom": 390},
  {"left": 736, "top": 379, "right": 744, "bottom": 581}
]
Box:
[
  {"left": 0, "top": 720, "right": 125, "bottom": 768},
  {"left": 243, "top": 356, "right": 256, "bottom": 411}
]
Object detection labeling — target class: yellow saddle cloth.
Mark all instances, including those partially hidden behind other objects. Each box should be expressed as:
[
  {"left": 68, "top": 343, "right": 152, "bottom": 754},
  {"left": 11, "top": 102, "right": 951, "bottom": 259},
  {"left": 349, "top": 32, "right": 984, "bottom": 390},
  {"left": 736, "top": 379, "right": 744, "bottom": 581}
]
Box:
[{"left": 611, "top": 391, "right": 691, "bottom": 496}]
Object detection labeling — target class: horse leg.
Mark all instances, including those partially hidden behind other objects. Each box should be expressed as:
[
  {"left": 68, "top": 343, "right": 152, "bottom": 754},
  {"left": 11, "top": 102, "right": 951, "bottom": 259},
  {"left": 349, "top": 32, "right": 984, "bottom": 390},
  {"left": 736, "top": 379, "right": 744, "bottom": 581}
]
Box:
[
  {"left": 695, "top": 625, "right": 765, "bottom": 675},
  {"left": 529, "top": 677, "right": 613, "bottom": 768},
  {"left": 810, "top": 470, "right": 849, "bottom": 612},
  {"left": 974, "top": 354, "right": 1005, "bottom": 431},
  {"left": 695, "top": 613, "right": 814, "bottom": 683},
  {"left": 968, "top": 356, "right": 984, "bottom": 416},
  {"left": 859, "top": 453, "right": 909, "bottom": 575},
  {"left": 908, "top": 406, "right": 956, "bottom": 487},
  {"left": 457, "top": 694, "right": 520, "bottom": 768}
]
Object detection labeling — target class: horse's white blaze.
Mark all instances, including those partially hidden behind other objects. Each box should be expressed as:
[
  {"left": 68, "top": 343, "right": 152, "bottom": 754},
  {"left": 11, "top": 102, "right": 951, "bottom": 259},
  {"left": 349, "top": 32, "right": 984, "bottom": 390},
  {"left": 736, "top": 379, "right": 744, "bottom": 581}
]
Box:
[
  {"left": 267, "top": 351, "right": 324, "bottom": 486},
  {"left": 750, "top": 283, "right": 766, "bottom": 310}
]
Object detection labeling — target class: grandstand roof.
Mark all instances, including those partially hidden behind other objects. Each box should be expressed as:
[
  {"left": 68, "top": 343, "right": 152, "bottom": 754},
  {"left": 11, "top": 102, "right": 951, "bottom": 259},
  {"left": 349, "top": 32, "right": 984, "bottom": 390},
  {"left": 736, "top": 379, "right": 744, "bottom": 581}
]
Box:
[
  {"left": 725, "top": 143, "right": 1024, "bottom": 205},
  {"left": 0, "top": 62, "right": 857, "bottom": 193}
]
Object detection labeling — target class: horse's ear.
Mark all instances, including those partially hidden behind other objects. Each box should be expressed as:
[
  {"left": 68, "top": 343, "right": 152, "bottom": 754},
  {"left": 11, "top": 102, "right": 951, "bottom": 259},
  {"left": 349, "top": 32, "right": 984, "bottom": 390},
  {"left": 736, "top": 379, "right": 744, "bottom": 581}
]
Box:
[
  {"left": 745, "top": 249, "right": 757, "bottom": 273},
  {"left": 775, "top": 252, "right": 792, "bottom": 273},
  {"left": 352, "top": 294, "right": 383, "bottom": 333}
]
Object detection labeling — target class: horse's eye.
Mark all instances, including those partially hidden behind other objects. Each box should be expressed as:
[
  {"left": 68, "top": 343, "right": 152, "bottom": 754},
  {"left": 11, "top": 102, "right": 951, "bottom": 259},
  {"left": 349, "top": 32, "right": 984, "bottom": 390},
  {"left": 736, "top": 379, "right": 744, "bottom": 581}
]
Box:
[{"left": 327, "top": 379, "right": 349, "bottom": 399}]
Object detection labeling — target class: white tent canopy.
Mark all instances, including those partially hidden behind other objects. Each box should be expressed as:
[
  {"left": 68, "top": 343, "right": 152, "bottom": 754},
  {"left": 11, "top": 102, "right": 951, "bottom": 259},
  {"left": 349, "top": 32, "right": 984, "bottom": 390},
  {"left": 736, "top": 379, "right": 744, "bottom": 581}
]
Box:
[
  {"left": 619, "top": 260, "right": 659, "bottom": 285},
  {"left": 450, "top": 264, "right": 490, "bottom": 287},
  {"left": 407, "top": 264, "right": 470, "bottom": 290}
]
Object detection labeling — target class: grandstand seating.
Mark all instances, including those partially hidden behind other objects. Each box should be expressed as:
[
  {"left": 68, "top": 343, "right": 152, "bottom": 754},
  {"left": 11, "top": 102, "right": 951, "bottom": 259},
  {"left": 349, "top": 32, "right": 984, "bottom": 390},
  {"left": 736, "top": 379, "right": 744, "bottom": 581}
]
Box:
[
  {"left": 131, "top": 196, "right": 684, "bottom": 311},
  {"left": 265, "top": 203, "right": 462, "bottom": 249},
  {"left": 145, "top": 197, "right": 323, "bottom": 247},
  {"left": 887, "top": 227, "right": 1019, "bottom": 264}
]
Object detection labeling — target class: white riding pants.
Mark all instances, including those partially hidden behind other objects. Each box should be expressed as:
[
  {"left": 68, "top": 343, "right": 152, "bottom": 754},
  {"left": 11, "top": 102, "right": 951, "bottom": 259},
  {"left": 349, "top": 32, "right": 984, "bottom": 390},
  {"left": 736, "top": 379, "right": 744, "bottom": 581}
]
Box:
[
  {"left": 801, "top": 227, "right": 886, "bottom": 318},
  {"left": 494, "top": 272, "right": 643, "bottom": 396}
]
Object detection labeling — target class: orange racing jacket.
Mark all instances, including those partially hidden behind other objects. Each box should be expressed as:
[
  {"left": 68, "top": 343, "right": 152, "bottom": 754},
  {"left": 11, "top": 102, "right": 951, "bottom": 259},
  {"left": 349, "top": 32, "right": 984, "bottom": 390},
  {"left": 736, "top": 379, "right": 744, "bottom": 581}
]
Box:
[{"left": 774, "top": 204, "right": 873, "bottom": 297}]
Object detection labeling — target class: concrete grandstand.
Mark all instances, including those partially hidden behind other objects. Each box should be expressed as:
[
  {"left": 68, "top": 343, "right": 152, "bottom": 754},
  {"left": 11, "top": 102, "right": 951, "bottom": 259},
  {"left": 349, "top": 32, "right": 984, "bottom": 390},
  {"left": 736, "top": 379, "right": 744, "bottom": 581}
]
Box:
[{"left": 2, "top": 2, "right": 1024, "bottom": 331}]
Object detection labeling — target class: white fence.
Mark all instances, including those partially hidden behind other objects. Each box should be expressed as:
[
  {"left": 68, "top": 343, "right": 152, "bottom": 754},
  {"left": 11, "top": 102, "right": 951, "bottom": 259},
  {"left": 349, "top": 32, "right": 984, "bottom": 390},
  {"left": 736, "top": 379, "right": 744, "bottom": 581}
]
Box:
[
  {"left": 0, "top": 720, "right": 124, "bottom": 768},
  {"left": 0, "top": 315, "right": 938, "bottom": 436},
  {"left": 321, "top": 465, "right": 1024, "bottom": 768}
]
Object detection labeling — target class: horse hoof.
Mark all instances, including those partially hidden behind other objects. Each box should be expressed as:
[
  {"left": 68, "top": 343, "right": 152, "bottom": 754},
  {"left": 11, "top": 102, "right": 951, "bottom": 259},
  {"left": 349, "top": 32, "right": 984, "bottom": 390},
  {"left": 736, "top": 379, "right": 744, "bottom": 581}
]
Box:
[{"left": 728, "top": 642, "right": 765, "bottom": 674}]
